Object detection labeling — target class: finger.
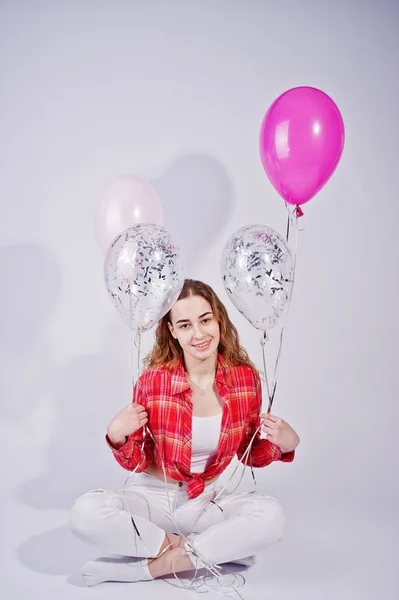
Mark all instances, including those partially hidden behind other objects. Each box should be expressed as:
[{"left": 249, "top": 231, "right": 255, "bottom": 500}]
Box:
[
  {"left": 266, "top": 417, "right": 285, "bottom": 430},
  {"left": 262, "top": 417, "right": 278, "bottom": 430},
  {"left": 265, "top": 414, "right": 280, "bottom": 423},
  {"left": 260, "top": 413, "right": 274, "bottom": 423},
  {"left": 133, "top": 404, "right": 147, "bottom": 414},
  {"left": 262, "top": 424, "right": 274, "bottom": 435},
  {"left": 262, "top": 427, "right": 275, "bottom": 441},
  {"left": 139, "top": 413, "right": 148, "bottom": 423}
]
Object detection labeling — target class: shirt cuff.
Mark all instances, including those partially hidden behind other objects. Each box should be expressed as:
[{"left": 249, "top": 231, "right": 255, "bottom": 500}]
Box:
[
  {"left": 106, "top": 433, "right": 128, "bottom": 455},
  {"left": 280, "top": 449, "right": 295, "bottom": 462}
]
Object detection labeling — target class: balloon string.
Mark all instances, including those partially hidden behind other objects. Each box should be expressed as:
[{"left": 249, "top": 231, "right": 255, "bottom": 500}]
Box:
[
  {"left": 130, "top": 327, "right": 141, "bottom": 405},
  {"left": 135, "top": 331, "right": 141, "bottom": 382},
  {"left": 260, "top": 331, "right": 272, "bottom": 412},
  {"left": 130, "top": 294, "right": 135, "bottom": 389},
  {"left": 285, "top": 208, "right": 291, "bottom": 243},
  {"left": 129, "top": 280, "right": 141, "bottom": 394},
  {"left": 263, "top": 206, "right": 300, "bottom": 411}
]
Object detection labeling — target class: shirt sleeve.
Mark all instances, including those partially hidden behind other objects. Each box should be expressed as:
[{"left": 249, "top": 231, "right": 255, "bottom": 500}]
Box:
[
  {"left": 236, "top": 372, "right": 295, "bottom": 467},
  {"left": 105, "top": 377, "right": 154, "bottom": 472}
]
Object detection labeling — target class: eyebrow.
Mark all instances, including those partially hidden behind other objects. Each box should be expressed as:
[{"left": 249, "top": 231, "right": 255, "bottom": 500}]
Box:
[{"left": 175, "top": 311, "right": 213, "bottom": 325}]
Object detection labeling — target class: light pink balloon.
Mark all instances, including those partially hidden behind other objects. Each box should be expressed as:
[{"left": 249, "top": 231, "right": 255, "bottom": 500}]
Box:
[
  {"left": 259, "top": 86, "right": 345, "bottom": 206},
  {"left": 95, "top": 176, "right": 163, "bottom": 252}
]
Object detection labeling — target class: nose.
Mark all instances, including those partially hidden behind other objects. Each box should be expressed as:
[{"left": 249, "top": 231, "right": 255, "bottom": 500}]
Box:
[{"left": 192, "top": 322, "right": 205, "bottom": 340}]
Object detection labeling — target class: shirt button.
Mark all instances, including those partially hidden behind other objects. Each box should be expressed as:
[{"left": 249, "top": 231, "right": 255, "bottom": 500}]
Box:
[{"left": 178, "top": 482, "right": 183, "bottom": 487}]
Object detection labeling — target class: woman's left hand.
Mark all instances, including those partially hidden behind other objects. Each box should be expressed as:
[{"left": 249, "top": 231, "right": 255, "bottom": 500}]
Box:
[{"left": 260, "top": 413, "right": 300, "bottom": 453}]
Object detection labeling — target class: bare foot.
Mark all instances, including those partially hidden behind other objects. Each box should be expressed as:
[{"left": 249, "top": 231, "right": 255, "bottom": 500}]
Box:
[
  {"left": 149, "top": 545, "right": 194, "bottom": 578},
  {"left": 156, "top": 532, "right": 183, "bottom": 556}
]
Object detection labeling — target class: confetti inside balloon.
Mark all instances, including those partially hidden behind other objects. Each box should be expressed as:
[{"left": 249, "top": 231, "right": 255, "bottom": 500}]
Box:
[
  {"left": 221, "top": 225, "right": 294, "bottom": 331},
  {"left": 104, "top": 223, "right": 184, "bottom": 332}
]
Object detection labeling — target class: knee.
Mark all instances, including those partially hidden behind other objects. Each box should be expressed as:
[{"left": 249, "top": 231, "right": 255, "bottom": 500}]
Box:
[
  {"left": 247, "top": 497, "right": 286, "bottom": 542},
  {"left": 69, "top": 490, "right": 109, "bottom": 541}
]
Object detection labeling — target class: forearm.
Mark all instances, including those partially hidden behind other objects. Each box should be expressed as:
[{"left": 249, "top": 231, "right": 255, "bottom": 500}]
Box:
[
  {"left": 107, "top": 432, "right": 128, "bottom": 450},
  {"left": 107, "top": 424, "right": 128, "bottom": 449}
]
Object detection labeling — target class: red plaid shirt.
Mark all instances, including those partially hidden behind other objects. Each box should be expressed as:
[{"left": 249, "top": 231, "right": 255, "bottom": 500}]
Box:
[{"left": 107, "top": 354, "right": 295, "bottom": 499}]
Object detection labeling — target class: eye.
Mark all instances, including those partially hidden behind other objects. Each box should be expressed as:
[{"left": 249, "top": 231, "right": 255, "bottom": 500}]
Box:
[
  {"left": 202, "top": 318, "right": 211, "bottom": 324},
  {"left": 180, "top": 323, "right": 190, "bottom": 329}
]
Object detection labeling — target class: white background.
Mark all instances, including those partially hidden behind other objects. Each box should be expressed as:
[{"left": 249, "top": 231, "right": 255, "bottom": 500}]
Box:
[{"left": 0, "top": 1, "right": 398, "bottom": 598}]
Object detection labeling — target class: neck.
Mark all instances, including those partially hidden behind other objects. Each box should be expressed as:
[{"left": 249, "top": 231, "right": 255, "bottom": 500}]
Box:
[{"left": 183, "top": 350, "right": 218, "bottom": 380}]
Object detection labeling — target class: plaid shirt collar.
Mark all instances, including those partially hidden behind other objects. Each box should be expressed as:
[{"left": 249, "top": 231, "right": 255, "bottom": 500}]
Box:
[{"left": 170, "top": 352, "right": 231, "bottom": 396}]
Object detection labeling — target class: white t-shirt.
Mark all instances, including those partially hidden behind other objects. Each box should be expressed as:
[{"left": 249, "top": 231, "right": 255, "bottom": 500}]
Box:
[{"left": 190, "top": 412, "right": 223, "bottom": 474}]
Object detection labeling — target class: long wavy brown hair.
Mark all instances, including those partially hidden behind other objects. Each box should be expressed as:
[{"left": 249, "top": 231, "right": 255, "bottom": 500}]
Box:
[{"left": 143, "top": 279, "right": 257, "bottom": 372}]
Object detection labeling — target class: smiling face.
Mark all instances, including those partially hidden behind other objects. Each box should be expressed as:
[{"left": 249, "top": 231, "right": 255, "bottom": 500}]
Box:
[{"left": 168, "top": 294, "right": 220, "bottom": 365}]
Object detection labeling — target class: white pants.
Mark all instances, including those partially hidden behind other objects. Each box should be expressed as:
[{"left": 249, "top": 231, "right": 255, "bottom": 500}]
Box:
[{"left": 69, "top": 471, "right": 286, "bottom": 567}]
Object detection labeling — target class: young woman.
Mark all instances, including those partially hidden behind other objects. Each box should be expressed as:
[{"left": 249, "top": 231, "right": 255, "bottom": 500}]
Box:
[{"left": 69, "top": 279, "right": 300, "bottom": 586}]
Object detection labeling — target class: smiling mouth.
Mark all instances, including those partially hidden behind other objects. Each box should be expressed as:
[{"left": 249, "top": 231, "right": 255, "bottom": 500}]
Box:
[{"left": 193, "top": 340, "right": 211, "bottom": 349}]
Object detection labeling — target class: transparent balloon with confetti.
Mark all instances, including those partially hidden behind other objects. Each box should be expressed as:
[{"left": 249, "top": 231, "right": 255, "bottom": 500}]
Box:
[
  {"left": 104, "top": 223, "right": 184, "bottom": 333},
  {"left": 221, "top": 224, "right": 294, "bottom": 331}
]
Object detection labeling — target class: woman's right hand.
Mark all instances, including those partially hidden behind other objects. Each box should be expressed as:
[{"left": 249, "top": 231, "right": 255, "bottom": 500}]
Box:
[{"left": 107, "top": 403, "right": 148, "bottom": 446}]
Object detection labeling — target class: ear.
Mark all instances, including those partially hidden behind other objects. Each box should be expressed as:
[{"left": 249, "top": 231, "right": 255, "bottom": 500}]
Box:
[{"left": 167, "top": 321, "right": 178, "bottom": 339}]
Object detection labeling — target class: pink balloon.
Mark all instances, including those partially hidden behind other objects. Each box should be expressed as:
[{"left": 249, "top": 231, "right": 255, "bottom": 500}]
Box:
[
  {"left": 95, "top": 176, "right": 163, "bottom": 252},
  {"left": 259, "top": 86, "right": 345, "bottom": 206}
]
